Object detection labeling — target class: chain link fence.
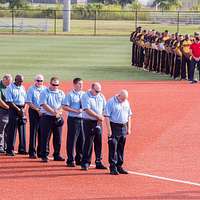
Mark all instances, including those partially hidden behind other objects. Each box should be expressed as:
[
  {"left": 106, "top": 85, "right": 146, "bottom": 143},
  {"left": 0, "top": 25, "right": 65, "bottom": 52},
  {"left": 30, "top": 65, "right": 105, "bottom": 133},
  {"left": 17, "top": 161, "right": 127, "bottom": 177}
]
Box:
[{"left": 0, "top": 9, "right": 200, "bottom": 35}]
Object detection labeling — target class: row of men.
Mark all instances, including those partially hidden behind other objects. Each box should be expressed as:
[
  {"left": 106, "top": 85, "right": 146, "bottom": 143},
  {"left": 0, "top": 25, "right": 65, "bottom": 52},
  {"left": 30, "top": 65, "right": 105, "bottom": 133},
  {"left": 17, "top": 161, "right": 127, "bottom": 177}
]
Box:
[
  {"left": 0, "top": 74, "right": 132, "bottom": 175},
  {"left": 130, "top": 27, "right": 200, "bottom": 83}
]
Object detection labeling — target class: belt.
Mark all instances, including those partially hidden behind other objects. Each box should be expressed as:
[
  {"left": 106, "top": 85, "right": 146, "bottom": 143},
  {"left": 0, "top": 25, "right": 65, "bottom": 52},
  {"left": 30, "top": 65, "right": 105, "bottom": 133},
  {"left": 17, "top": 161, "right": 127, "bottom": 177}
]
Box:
[
  {"left": 68, "top": 116, "right": 82, "bottom": 120},
  {"left": 110, "top": 121, "right": 127, "bottom": 128},
  {"left": 16, "top": 105, "right": 25, "bottom": 109}
]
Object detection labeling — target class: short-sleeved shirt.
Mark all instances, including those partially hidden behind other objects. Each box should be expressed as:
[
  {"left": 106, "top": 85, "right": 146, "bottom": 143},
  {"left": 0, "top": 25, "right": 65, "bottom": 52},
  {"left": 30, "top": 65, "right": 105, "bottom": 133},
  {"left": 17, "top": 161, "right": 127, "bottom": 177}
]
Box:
[
  {"left": 104, "top": 96, "right": 132, "bottom": 124},
  {"left": 190, "top": 42, "right": 200, "bottom": 58},
  {"left": 0, "top": 80, "right": 6, "bottom": 102},
  {"left": 182, "top": 40, "right": 193, "bottom": 54},
  {"left": 81, "top": 91, "right": 106, "bottom": 121},
  {"left": 62, "top": 90, "right": 85, "bottom": 118},
  {"left": 39, "top": 88, "right": 65, "bottom": 116},
  {"left": 6, "top": 83, "right": 26, "bottom": 106},
  {"left": 26, "top": 85, "right": 46, "bottom": 109}
]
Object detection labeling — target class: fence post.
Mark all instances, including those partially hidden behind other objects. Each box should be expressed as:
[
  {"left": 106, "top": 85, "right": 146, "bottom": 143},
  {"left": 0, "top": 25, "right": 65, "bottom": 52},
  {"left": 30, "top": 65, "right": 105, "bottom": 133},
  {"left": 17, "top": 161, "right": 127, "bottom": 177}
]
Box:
[
  {"left": 94, "top": 10, "right": 97, "bottom": 36},
  {"left": 54, "top": 10, "right": 57, "bottom": 35},
  {"left": 177, "top": 11, "right": 180, "bottom": 33},
  {"left": 135, "top": 9, "right": 138, "bottom": 30},
  {"left": 11, "top": 9, "right": 14, "bottom": 35}
]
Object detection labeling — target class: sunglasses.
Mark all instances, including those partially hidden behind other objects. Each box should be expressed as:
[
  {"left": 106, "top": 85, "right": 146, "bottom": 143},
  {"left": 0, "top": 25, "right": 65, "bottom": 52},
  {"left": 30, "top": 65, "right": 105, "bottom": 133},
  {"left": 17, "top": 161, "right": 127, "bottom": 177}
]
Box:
[
  {"left": 95, "top": 89, "right": 100, "bottom": 94},
  {"left": 36, "top": 80, "right": 43, "bottom": 82},
  {"left": 51, "top": 83, "right": 59, "bottom": 87}
]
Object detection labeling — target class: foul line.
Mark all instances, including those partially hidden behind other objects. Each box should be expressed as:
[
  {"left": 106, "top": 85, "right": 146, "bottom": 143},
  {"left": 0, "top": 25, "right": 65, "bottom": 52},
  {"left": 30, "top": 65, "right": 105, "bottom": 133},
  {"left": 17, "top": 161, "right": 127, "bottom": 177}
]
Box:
[
  {"left": 91, "top": 164, "right": 200, "bottom": 187},
  {"left": 128, "top": 171, "right": 200, "bottom": 187}
]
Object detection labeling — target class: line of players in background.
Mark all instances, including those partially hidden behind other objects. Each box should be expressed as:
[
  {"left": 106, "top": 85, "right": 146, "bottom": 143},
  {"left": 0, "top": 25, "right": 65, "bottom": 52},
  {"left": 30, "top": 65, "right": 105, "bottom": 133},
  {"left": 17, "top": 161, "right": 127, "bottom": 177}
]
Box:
[{"left": 130, "top": 27, "right": 200, "bottom": 84}]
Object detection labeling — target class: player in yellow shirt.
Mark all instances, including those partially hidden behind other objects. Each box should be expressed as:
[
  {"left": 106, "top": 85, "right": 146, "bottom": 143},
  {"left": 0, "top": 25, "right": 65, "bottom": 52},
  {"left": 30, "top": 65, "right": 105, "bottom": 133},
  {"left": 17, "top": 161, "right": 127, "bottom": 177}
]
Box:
[{"left": 181, "top": 34, "right": 193, "bottom": 80}]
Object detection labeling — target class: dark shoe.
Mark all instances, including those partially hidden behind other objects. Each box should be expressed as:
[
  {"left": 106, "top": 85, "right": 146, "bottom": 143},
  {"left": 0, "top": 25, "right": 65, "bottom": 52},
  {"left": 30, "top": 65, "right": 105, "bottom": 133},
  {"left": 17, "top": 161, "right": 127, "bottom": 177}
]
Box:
[
  {"left": 18, "top": 151, "right": 28, "bottom": 155},
  {"left": 110, "top": 169, "right": 119, "bottom": 175},
  {"left": 6, "top": 151, "right": 15, "bottom": 156},
  {"left": 81, "top": 164, "right": 89, "bottom": 171},
  {"left": 190, "top": 80, "right": 198, "bottom": 84},
  {"left": 75, "top": 160, "right": 81, "bottom": 166},
  {"left": 117, "top": 166, "right": 128, "bottom": 174},
  {"left": 54, "top": 156, "right": 65, "bottom": 161},
  {"left": 29, "top": 154, "right": 37, "bottom": 159},
  {"left": 66, "top": 162, "right": 76, "bottom": 167},
  {"left": 37, "top": 154, "right": 42, "bottom": 158},
  {"left": 41, "top": 157, "right": 49, "bottom": 162},
  {"left": 96, "top": 162, "right": 107, "bottom": 169}
]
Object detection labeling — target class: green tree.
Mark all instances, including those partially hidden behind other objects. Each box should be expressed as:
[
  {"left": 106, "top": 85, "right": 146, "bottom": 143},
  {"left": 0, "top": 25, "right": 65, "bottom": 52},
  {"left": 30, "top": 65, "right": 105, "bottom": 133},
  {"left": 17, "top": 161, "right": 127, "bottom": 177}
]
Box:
[
  {"left": 153, "top": 0, "right": 182, "bottom": 10},
  {"left": 0, "top": 0, "right": 28, "bottom": 9}
]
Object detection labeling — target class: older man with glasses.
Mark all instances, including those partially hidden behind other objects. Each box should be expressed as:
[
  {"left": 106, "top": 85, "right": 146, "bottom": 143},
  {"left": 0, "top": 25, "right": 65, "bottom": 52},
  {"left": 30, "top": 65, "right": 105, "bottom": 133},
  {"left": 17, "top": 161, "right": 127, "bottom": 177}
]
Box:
[
  {"left": 81, "top": 82, "right": 107, "bottom": 170},
  {"left": 26, "top": 74, "right": 46, "bottom": 159},
  {"left": 39, "top": 77, "right": 65, "bottom": 162},
  {"left": 104, "top": 90, "right": 132, "bottom": 175},
  {"left": 0, "top": 74, "right": 12, "bottom": 153},
  {"left": 6, "top": 74, "right": 27, "bottom": 156}
]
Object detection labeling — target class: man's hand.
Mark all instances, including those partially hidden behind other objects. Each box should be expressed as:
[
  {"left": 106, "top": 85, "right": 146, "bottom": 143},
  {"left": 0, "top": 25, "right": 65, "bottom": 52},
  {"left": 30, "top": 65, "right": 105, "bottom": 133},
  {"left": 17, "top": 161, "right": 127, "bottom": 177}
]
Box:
[
  {"left": 127, "top": 129, "right": 131, "bottom": 135},
  {"left": 108, "top": 131, "right": 112, "bottom": 137},
  {"left": 76, "top": 109, "right": 82, "bottom": 114},
  {"left": 97, "top": 115, "right": 104, "bottom": 122}
]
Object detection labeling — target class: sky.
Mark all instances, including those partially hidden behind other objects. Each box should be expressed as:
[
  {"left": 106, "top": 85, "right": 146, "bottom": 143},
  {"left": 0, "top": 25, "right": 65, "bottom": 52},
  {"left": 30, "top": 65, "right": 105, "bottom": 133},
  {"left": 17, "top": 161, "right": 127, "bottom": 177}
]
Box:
[{"left": 138, "top": 0, "right": 152, "bottom": 5}]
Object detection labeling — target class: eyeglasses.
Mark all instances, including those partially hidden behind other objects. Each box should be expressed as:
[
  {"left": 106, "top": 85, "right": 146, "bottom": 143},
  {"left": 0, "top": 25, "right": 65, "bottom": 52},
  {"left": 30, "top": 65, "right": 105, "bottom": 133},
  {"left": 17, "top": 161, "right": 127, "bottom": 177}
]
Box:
[
  {"left": 95, "top": 89, "right": 100, "bottom": 94},
  {"left": 51, "top": 83, "right": 59, "bottom": 87},
  {"left": 36, "top": 80, "right": 43, "bottom": 82}
]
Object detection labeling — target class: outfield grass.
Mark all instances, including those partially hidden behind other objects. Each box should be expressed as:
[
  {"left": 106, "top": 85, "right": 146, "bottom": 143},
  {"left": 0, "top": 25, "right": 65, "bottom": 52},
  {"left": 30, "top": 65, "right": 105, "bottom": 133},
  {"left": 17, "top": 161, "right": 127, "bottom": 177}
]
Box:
[{"left": 0, "top": 35, "right": 172, "bottom": 81}]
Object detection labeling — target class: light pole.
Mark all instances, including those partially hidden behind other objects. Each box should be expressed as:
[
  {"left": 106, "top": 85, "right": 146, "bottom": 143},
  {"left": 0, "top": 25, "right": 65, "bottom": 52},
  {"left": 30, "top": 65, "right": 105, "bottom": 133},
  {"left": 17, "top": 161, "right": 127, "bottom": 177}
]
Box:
[{"left": 63, "top": 0, "right": 71, "bottom": 32}]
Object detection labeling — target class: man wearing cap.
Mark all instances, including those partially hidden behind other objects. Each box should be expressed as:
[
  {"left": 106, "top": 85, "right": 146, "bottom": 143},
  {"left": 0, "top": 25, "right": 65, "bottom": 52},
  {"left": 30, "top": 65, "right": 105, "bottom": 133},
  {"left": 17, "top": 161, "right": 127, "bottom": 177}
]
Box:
[
  {"left": 0, "top": 74, "right": 12, "bottom": 153},
  {"left": 26, "top": 74, "right": 46, "bottom": 159},
  {"left": 62, "top": 78, "right": 85, "bottom": 167},
  {"left": 81, "top": 82, "right": 107, "bottom": 170},
  {"left": 104, "top": 90, "right": 132, "bottom": 175},
  {"left": 6, "top": 74, "right": 27, "bottom": 156},
  {"left": 39, "top": 77, "right": 65, "bottom": 162},
  {"left": 189, "top": 36, "right": 200, "bottom": 83}
]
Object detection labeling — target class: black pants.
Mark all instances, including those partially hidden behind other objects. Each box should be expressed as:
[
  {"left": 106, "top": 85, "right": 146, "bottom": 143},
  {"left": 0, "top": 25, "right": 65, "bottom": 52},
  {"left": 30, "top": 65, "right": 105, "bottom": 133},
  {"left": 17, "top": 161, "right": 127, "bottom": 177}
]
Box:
[
  {"left": 0, "top": 109, "right": 9, "bottom": 151},
  {"left": 108, "top": 122, "right": 127, "bottom": 170},
  {"left": 190, "top": 59, "right": 200, "bottom": 81},
  {"left": 40, "top": 115, "right": 63, "bottom": 159},
  {"left": 131, "top": 43, "right": 136, "bottom": 66},
  {"left": 138, "top": 47, "right": 144, "bottom": 68},
  {"left": 161, "top": 51, "right": 166, "bottom": 73},
  {"left": 6, "top": 107, "right": 26, "bottom": 153},
  {"left": 81, "top": 119, "right": 102, "bottom": 166},
  {"left": 173, "top": 56, "right": 181, "bottom": 79},
  {"left": 66, "top": 116, "right": 85, "bottom": 164},
  {"left": 28, "top": 108, "right": 41, "bottom": 156},
  {"left": 182, "top": 55, "right": 191, "bottom": 79}
]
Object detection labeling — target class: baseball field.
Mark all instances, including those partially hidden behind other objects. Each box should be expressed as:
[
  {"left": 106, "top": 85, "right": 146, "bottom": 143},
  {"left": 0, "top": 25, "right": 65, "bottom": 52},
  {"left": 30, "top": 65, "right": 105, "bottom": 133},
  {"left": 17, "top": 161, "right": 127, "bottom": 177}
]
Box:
[{"left": 0, "top": 35, "right": 200, "bottom": 200}]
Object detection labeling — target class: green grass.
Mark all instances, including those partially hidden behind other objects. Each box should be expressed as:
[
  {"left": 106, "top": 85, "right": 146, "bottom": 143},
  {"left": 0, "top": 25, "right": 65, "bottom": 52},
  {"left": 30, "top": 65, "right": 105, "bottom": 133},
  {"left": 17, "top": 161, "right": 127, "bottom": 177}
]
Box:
[
  {"left": 0, "top": 35, "right": 172, "bottom": 81},
  {"left": 1, "top": 17, "right": 200, "bottom": 35}
]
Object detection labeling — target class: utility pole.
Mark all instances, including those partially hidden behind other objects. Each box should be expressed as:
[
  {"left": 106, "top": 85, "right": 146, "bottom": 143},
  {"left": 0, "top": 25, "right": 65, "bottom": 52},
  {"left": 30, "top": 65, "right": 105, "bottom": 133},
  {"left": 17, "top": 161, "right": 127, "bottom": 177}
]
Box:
[{"left": 63, "top": 0, "right": 71, "bottom": 32}]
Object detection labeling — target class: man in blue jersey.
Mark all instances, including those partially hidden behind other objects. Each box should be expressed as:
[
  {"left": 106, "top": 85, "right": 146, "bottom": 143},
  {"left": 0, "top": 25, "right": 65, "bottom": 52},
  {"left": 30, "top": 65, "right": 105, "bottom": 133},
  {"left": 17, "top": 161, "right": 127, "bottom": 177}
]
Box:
[
  {"left": 63, "top": 78, "right": 85, "bottom": 167},
  {"left": 104, "top": 90, "right": 132, "bottom": 175},
  {"left": 39, "top": 77, "right": 65, "bottom": 162},
  {"left": 0, "top": 74, "right": 12, "bottom": 153},
  {"left": 81, "top": 82, "right": 107, "bottom": 170},
  {"left": 6, "top": 75, "right": 27, "bottom": 156},
  {"left": 26, "top": 74, "right": 46, "bottom": 159}
]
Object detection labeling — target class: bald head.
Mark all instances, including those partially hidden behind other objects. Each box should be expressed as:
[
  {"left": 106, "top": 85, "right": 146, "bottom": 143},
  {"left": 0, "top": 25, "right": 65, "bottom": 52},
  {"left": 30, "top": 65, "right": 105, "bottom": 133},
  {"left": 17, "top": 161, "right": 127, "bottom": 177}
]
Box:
[
  {"left": 34, "top": 74, "right": 44, "bottom": 81},
  {"left": 2, "top": 74, "right": 12, "bottom": 87},
  {"left": 34, "top": 74, "right": 44, "bottom": 87},
  {"left": 91, "top": 82, "right": 101, "bottom": 95},
  {"left": 117, "top": 89, "right": 128, "bottom": 102}
]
